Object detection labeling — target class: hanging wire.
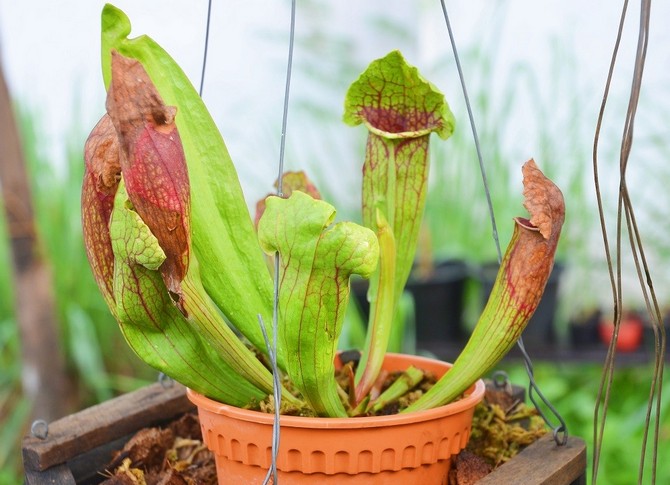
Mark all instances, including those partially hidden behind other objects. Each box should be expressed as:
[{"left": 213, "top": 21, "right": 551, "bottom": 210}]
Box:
[
  {"left": 614, "top": 7, "right": 665, "bottom": 483},
  {"left": 275, "top": 0, "right": 297, "bottom": 197},
  {"left": 591, "top": 1, "right": 629, "bottom": 479},
  {"left": 438, "top": 0, "right": 568, "bottom": 446},
  {"left": 438, "top": 0, "right": 501, "bottom": 264},
  {"left": 262, "top": 1, "right": 298, "bottom": 483},
  {"left": 198, "top": 0, "right": 213, "bottom": 97},
  {"left": 592, "top": 0, "right": 664, "bottom": 483},
  {"left": 517, "top": 338, "right": 568, "bottom": 445},
  {"left": 259, "top": 315, "right": 282, "bottom": 485},
  {"left": 195, "top": 1, "right": 293, "bottom": 482}
]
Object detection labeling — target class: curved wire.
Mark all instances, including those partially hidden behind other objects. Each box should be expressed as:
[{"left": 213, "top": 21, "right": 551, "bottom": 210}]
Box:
[
  {"left": 518, "top": 337, "right": 568, "bottom": 445},
  {"left": 591, "top": 0, "right": 663, "bottom": 483},
  {"left": 439, "top": 0, "right": 568, "bottom": 446},
  {"left": 590, "top": 1, "right": 629, "bottom": 479},
  {"left": 438, "top": 0, "right": 502, "bottom": 264}
]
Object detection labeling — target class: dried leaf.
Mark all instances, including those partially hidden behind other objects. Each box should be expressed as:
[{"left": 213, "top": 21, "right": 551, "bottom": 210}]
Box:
[
  {"left": 521, "top": 158, "right": 564, "bottom": 240},
  {"left": 450, "top": 450, "right": 493, "bottom": 485},
  {"left": 82, "top": 114, "right": 121, "bottom": 310},
  {"left": 106, "top": 50, "right": 190, "bottom": 297},
  {"left": 85, "top": 114, "right": 121, "bottom": 195}
]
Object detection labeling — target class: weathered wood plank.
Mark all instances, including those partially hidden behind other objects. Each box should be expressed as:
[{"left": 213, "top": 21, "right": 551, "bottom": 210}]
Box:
[
  {"left": 67, "top": 434, "right": 131, "bottom": 484},
  {"left": 24, "top": 463, "right": 76, "bottom": 485},
  {"left": 478, "top": 434, "right": 587, "bottom": 485},
  {"left": 22, "top": 382, "right": 193, "bottom": 473}
]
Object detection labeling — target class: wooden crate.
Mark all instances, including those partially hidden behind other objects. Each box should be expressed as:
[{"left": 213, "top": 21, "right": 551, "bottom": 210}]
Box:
[
  {"left": 479, "top": 434, "right": 586, "bottom": 485},
  {"left": 22, "top": 382, "right": 194, "bottom": 485},
  {"left": 23, "top": 383, "right": 586, "bottom": 484}
]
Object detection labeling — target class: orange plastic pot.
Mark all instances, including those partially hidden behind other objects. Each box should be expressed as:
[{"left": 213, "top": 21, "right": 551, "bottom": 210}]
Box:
[{"left": 187, "top": 353, "right": 485, "bottom": 484}]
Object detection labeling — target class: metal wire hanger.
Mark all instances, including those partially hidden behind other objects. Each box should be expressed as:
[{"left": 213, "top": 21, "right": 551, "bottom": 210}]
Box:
[
  {"left": 439, "top": 0, "right": 568, "bottom": 446},
  {"left": 263, "top": 1, "right": 297, "bottom": 482},
  {"left": 591, "top": 0, "right": 664, "bottom": 482},
  {"left": 196, "top": 3, "right": 569, "bottom": 484},
  {"left": 198, "top": 0, "right": 295, "bottom": 482}
]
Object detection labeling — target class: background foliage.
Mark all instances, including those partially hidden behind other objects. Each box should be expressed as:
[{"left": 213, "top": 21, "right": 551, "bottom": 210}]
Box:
[{"left": 1, "top": 1, "right": 669, "bottom": 482}]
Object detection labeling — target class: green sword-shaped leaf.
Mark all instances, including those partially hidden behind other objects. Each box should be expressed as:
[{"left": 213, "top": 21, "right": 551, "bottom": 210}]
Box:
[
  {"left": 103, "top": 51, "right": 299, "bottom": 405},
  {"left": 99, "top": 4, "right": 281, "bottom": 368}
]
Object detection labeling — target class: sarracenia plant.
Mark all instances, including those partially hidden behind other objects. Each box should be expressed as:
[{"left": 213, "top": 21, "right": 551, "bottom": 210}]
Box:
[{"left": 82, "top": 4, "right": 565, "bottom": 417}]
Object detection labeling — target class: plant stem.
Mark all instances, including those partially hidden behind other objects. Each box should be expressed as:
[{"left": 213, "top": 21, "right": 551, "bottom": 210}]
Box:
[
  {"left": 180, "top": 259, "right": 301, "bottom": 407},
  {"left": 354, "top": 209, "right": 396, "bottom": 403},
  {"left": 369, "top": 366, "right": 424, "bottom": 413}
]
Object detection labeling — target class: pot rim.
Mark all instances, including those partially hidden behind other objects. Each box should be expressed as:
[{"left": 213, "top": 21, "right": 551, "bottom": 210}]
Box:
[{"left": 187, "top": 352, "right": 485, "bottom": 429}]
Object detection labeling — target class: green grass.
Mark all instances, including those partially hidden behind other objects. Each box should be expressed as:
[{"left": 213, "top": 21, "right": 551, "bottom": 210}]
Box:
[
  {"left": 499, "top": 361, "right": 670, "bottom": 484},
  {"left": 0, "top": 311, "right": 25, "bottom": 476},
  {"left": 422, "top": 39, "right": 599, "bottom": 265}
]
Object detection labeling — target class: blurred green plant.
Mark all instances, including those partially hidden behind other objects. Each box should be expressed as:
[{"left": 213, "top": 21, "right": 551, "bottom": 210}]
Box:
[
  {"left": 0, "top": 201, "right": 13, "bottom": 320},
  {"left": 423, "top": 41, "right": 598, "bottom": 263},
  {"left": 501, "top": 362, "right": 670, "bottom": 485},
  {"left": 0, "top": 105, "right": 156, "bottom": 481},
  {"left": 0, "top": 309, "right": 27, "bottom": 476},
  {"left": 16, "top": 105, "right": 157, "bottom": 392},
  {"left": 0, "top": 120, "right": 26, "bottom": 482}
]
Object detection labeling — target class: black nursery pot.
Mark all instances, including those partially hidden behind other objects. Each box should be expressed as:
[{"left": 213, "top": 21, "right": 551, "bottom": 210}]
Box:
[
  {"left": 478, "top": 261, "right": 564, "bottom": 347},
  {"left": 352, "top": 260, "right": 469, "bottom": 349},
  {"left": 568, "top": 309, "right": 602, "bottom": 349},
  {"left": 642, "top": 310, "right": 670, "bottom": 350},
  {"left": 406, "top": 260, "right": 469, "bottom": 346}
]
